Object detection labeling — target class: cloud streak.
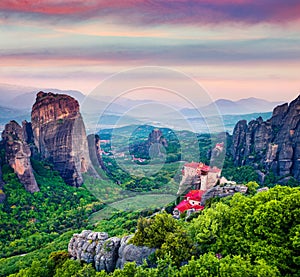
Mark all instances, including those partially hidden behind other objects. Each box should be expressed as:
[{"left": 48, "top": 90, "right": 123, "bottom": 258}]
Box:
[
  {"left": 1, "top": 0, "right": 300, "bottom": 26},
  {"left": 1, "top": 37, "right": 300, "bottom": 67}
]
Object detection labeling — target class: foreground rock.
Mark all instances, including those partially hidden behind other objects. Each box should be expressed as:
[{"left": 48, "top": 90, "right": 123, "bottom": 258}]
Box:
[
  {"left": 31, "top": 92, "right": 94, "bottom": 186},
  {"left": 117, "top": 235, "right": 156, "bottom": 269},
  {"left": 68, "top": 230, "right": 155, "bottom": 273},
  {"left": 1, "top": 120, "right": 39, "bottom": 192},
  {"left": 231, "top": 95, "right": 300, "bottom": 182}
]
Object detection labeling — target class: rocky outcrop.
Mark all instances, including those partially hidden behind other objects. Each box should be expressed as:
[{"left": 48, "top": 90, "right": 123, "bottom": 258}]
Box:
[
  {"left": 231, "top": 95, "right": 300, "bottom": 182},
  {"left": 22, "top": 120, "right": 34, "bottom": 145},
  {"left": 68, "top": 230, "right": 109, "bottom": 263},
  {"left": 31, "top": 92, "right": 93, "bottom": 186},
  {"left": 87, "top": 134, "right": 109, "bottom": 174},
  {"left": 68, "top": 230, "right": 155, "bottom": 273},
  {"left": 200, "top": 185, "right": 248, "bottom": 205},
  {"left": 0, "top": 158, "right": 6, "bottom": 203},
  {"left": 130, "top": 128, "right": 168, "bottom": 160},
  {"left": 116, "top": 235, "right": 155, "bottom": 269},
  {"left": 95, "top": 237, "right": 121, "bottom": 273},
  {"left": 148, "top": 128, "right": 168, "bottom": 147},
  {"left": 1, "top": 120, "right": 39, "bottom": 192},
  {"left": 148, "top": 128, "right": 168, "bottom": 158}
]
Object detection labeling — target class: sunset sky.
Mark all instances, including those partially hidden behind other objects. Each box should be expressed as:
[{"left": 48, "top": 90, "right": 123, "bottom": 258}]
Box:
[{"left": 0, "top": 0, "right": 300, "bottom": 102}]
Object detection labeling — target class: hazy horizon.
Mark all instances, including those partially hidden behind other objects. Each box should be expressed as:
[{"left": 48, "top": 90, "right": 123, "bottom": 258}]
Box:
[{"left": 0, "top": 81, "right": 288, "bottom": 105}]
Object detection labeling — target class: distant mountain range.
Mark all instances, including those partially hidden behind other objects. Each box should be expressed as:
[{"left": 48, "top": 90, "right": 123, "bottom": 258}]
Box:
[
  {"left": 181, "top": 98, "right": 283, "bottom": 117},
  {"left": 0, "top": 105, "right": 30, "bottom": 130},
  {"left": 0, "top": 83, "right": 284, "bottom": 133},
  {"left": 0, "top": 83, "right": 154, "bottom": 115},
  {"left": 0, "top": 83, "right": 283, "bottom": 114}
]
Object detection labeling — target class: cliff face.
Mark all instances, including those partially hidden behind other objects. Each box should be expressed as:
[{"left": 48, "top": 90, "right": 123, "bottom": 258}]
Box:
[
  {"left": 1, "top": 120, "right": 39, "bottom": 192},
  {"left": 231, "top": 95, "right": 300, "bottom": 181},
  {"left": 31, "top": 92, "right": 92, "bottom": 186},
  {"left": 87, "top": 134, "right": 108, "bottom": 174}
]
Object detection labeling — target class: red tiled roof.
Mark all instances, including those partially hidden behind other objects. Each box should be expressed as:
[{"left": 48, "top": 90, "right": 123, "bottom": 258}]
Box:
[
  {"left": 175, "top": 200, "right": 204, "bottom": 213},
  {"left": 185, "top": 190, "right": 205, "bottom": 201},
  {"left": 200, "top": 165, "right": 210, "bottom": 172},
  {"left": 175, "top": 190, "right": 205, "bottom": 213}
]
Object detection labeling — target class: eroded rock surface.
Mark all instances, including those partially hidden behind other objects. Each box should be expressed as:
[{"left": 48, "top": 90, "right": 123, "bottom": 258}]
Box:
[
  {"left": 1, "top": 120, "right": 39, "bottom": 192},
  {"left": 87, "top": 134, "right": 108, "bottom": 174},
  {"left": 116, "top": 235, "right": 155, "bottom": 269},
  {"left": 95, "top": 237, "right": 121, "bottom": 273},
  {"left": 201, "top": 185, "right": 248, "bottom": 205},
  {"left": 31, "top": 92, "right": 93, "bottom": 186},
  {"left": 232, "top": 95, "right": 300, "bottom": 182},
  {"left": 68, "top": 230, "right": 155, "bottom": 273}
]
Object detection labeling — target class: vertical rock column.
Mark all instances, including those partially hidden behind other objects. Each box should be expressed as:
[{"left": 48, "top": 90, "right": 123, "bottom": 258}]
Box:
[
  {"left": 31, "top": 91, "right": 93, "bottom": 186},
  {"left": 1, "top": 120, "right": 39, "bottom": 193}
]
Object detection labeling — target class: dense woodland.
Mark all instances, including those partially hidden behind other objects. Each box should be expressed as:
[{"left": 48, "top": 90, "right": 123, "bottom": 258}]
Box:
[{"left": 2, "top": 185, "right": 300, "bottom": 276}]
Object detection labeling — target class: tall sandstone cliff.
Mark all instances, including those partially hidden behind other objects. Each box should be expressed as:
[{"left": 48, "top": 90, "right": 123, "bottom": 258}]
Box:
[
  {"left": 232, "top": 95, "right": 300, "bottom": 182},
  {"left": 1, "top": 120, "right": 39, "bottom": 192},
  {"left": 31, "top": 92, "right": 94, "bottom": 186}
]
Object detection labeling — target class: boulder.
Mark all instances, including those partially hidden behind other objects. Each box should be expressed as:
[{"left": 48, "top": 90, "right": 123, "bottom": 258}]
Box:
[
  {"left": 68, "top": 231, "right": 109, "bottom": 263},
  {"left": 94, "top": 237, "right": 121, "bottom": 273},
  {"left": 68, "top": 230, "right": 155, "bottom": 273},
  {"left": 116, "top": 235, "right": 156, "bottom": 269}
]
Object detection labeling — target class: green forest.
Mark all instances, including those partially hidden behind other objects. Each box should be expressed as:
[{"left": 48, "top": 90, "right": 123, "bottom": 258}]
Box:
[
  {"left": 1, "top": 126, "right": 300, "bottom": 276},
  {"left": 2, "top": 185, "right": 300, "bottom": 277}
]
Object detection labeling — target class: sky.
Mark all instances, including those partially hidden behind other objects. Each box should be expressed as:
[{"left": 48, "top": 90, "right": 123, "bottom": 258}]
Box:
[{"left": 0, "top": 0, "right": 300, "bottom": 102}]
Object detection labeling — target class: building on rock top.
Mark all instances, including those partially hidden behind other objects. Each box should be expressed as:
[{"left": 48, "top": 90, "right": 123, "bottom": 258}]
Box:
[{"left": 178, "top": 161, "right": 221, "bottom": 195}]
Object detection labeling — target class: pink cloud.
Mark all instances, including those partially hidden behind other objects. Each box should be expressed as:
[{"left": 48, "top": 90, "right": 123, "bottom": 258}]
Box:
[
  {"left": 0, "top": 0, "right": 142, "bottom": 15},
  {"left": 0, "top": 0, "right": 299, "bottom": 25}
]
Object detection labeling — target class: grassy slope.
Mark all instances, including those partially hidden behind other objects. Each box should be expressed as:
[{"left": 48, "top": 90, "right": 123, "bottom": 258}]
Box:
[{"left": 89, "top": 194, "right": 176, "bottom": 223}]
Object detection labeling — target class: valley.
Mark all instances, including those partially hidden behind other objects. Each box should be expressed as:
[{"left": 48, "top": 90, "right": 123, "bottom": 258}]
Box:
[{"left": 0, "top": 91, "right": 299, "bottom": 277}]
